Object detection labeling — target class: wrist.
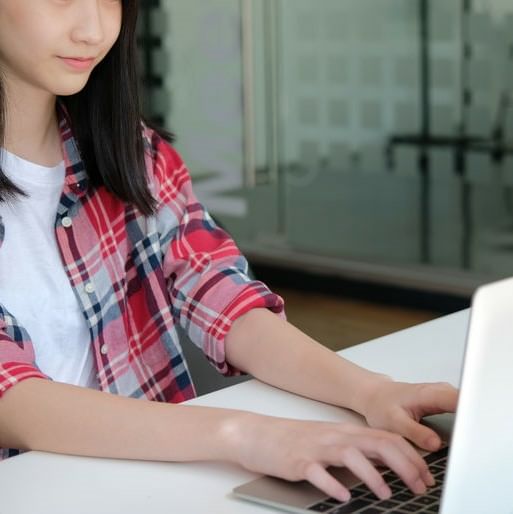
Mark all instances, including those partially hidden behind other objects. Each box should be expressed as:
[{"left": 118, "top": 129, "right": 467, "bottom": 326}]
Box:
[
  {"left": 350, "top": 371, "right": 393, "bottom": 417},
  {"left": 216, "top": 410, "right": 258, "bottom": 465}
]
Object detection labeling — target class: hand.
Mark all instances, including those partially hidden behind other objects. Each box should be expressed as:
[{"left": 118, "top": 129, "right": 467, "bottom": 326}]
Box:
[
  {"left": 231, "top": 413, "right": 435, "bottom": 503},
  {"left": 361, "top": 379, "right": 459, "bottom": 451}
]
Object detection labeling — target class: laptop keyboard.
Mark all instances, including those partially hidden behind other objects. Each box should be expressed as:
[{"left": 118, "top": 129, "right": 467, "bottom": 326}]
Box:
[{"left": 307, "top": 447, "right": 448, "bottom": 513}]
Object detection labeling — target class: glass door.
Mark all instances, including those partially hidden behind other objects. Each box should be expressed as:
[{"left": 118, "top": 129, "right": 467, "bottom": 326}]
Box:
[
  {"left": 246, "top": 0, "right": 513, "bottom": 292},
  {"left": 146, "top": 0, "right": 513, "bottom": 294}
]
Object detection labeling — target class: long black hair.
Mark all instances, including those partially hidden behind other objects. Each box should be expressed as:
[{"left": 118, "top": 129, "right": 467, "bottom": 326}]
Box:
[{"left": 0, "top": 0, "right": 172, "bottom": 216}]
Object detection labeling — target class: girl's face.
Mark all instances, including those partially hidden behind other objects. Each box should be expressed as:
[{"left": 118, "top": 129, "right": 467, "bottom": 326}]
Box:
[{"left": 0, "top": 0, "right": 123, "bottom": 98}]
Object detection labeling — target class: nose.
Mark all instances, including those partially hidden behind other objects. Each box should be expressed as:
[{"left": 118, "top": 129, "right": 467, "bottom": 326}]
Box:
[{"left": 70, "top": 1, "right": 106, "bottom": 46}]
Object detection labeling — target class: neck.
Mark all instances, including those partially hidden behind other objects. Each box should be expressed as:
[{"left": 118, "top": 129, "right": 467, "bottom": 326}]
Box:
[{"left": 3, "top": 79, "right": 62, "bottom": 167}]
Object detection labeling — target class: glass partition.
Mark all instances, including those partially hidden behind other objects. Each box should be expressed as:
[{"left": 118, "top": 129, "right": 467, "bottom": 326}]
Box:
[{"left": 144, "top": 0, "right": 513, "bottom": 295}]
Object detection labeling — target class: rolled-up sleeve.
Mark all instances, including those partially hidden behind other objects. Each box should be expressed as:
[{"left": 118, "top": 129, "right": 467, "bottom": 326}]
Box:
[
  {"left": 0, "top": 308, "right": 49, "bottom": 399},
  {"left": 152, "top": 138, "right": 285, "bottom": 375}
]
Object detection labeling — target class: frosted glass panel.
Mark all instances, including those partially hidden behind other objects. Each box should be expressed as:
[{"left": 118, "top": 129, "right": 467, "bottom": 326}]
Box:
[{"left": 147, "top": 0, "right": 513, "bottom": 289}]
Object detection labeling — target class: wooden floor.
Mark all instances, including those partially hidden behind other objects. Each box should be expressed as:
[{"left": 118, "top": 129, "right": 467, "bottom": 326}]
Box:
[{"left": 273, "top": 286, "right": 440, "bottom": 352}]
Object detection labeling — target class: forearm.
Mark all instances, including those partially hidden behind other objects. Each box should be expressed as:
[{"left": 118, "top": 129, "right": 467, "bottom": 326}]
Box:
[
  {"left": 0, "top": 378, "right": 246, "bottom": 462},
  {"left": 225, "top": 309, "right": 388, "bottom": 415}
]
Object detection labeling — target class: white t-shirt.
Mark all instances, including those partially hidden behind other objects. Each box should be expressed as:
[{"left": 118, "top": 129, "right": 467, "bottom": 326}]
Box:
[{"left": 0, "top": 148, "right": 99, "bottom": 389}]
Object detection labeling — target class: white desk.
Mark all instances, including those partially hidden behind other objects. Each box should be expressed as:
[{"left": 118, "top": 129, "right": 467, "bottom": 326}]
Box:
[{"left": 0, "top": 309, "right": 469, "bottom": 514}]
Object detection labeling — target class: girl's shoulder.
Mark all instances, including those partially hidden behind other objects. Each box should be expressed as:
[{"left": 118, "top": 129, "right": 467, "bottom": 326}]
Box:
[
  {"left": 140, "top": 121, "right": 191, "bottom": 202},
  {"left": 141, "top": 120, "right": 184, "bottom": 173}
]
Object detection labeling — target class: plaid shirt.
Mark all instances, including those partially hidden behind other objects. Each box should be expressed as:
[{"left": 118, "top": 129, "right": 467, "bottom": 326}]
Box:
[{"left": 0, "top": 106, "right": 284, "bottom": 459}]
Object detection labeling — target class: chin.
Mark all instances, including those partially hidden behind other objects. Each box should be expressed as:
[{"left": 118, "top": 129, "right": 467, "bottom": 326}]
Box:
[{"left": 53, "top": 82, "right": 89, "bottom": 97}]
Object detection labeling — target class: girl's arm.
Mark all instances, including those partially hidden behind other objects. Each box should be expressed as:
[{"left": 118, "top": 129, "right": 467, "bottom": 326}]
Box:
[
  {"left": 0, "top": 378, "right": 241, "bottom": 463},
  {"left": 0, "top": 374, "right": 434, "bottom": 502},
  {"left": 225, "top": 308, "right": 458, "bottom": 452}
]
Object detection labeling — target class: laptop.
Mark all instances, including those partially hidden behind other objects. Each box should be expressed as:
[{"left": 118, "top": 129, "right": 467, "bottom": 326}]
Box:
[{"left": 233, "top": 276, "right": 513, "bottom": 513}]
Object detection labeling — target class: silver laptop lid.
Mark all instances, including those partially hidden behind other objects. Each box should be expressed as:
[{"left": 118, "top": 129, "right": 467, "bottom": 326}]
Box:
[{"left": 440, "top": 276, "right": 513, "bottom": 514}]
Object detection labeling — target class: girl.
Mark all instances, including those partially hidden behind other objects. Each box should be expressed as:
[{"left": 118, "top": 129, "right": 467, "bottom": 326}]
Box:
[{"left": 0, "top": 0, "right": 457, "bottom": 504}]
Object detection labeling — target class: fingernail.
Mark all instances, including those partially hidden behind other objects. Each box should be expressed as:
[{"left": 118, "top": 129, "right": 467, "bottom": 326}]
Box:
[
  {"left": 425, "top": 471, "right": 436, "bottom": 487},
  {"left": 379, "top": 485, "right": 392, "bottom": 499},
  {"left": 415, "top": 479, "right": 427, "bottom": 494},
  {"left": 339, "top": 491, "right": 351, "bottom": 503},
  {"left": 427, "top": 437, "right": 440, "bottom": 450}
]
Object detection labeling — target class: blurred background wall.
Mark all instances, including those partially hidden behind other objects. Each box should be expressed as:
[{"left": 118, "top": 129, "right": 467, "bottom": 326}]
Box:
[{"left": 138, "top": 0, "right": 513, "bottom": 297}]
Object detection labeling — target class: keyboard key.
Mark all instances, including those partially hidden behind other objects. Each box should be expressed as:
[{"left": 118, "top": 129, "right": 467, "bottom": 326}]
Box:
[
  {"left": 424, "top": 448, "right": 449, "bottom": 464},
  {"left": 324, "top": 498, "right": 344, "bottom": 506},
  {"left": 359, "top": 509, "right": 387, "bottom": 514},
  {"left": 413, "top": 495, "right": 439, "bottom": 506},
  {"left": 389, "top": 483, "right": 405, "bottom": 494},
  {"left": 395, "top": 502, "right": 426, "bottom": 512},
  {"left": 380, "top": 470, "right": 396, "bottom": 481},
  {"left": 308, "top": 502, "right": 334, "bottom": 511},
  {"left": 430, "top": 488, "right": 442, "bottom": 498},
  {"left": 350, "top": 488, "right": 371, "bottom": 499},
  {"left": 351, "top": 486, "right": 370, "bottom": 495},
  {"left": 330, "top": 499, "right": 371, "bottom": 513},
  {"left": 374, "top": 499, "right": 401, "bottom": 509},
  {"left": 394, "top": 492, "right": 416, "bottom": 502}
]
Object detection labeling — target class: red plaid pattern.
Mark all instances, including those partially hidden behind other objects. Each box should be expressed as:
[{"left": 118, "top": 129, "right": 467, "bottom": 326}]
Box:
[{"left": 0, "top": 104, "right": 284, "bottom": 459}]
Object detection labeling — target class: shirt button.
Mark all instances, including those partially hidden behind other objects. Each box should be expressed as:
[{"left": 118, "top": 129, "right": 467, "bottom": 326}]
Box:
[
  {"left": 61, "top": 216, "right": 73, "bottom": 228},
  {"left": 85, "top": 283, "right": 95, "bottom": 294},
  {"left": 100, "top": 345, "right": 109, "bottom": 355}
]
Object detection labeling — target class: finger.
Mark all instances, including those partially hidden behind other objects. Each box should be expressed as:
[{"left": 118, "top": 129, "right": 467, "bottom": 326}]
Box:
[
  {"left": 415, "top": 382, "right": 459, "bottom": 415},
  {"left": 303, "top": 462, "right": 351, "bottom": 503},
  {"left": 355, "top": 430, "right": 435, "bottom": 488},
  {"left": 349, "top": 424, "right": 431, "bottom": 468},
  {"left": 336, "top": 446, "right": 391, "bottom": 500},
  {"left": 396, "top": 412, "right": 442, "bottom": 452},
  {"left": 388, "top": 432, "right": 435, "bottom": 487},
  {"left": 370, "top": 438, "right": 428, "bottom": 495},
  {"left": 336, "top": 425, "right": 434, "bottom": 486},
  {"left": 381, "top": 431, "right": 436, "bottom": 487}
]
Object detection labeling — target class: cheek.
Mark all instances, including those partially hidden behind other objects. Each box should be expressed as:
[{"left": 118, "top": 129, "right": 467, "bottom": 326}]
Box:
[
  {"left": 0, "top": 20, "right": 63, "bottom": 89},
  {"left": 0, "top": 25, "right": 44, "bottom": 72},
  {"left": 2, "top": 3, "right": 56, "bottom": 51},
  {"left": 95, "top": 19, "right": 122, "bottom": 63},
  {"left": 0, "top": 8, "right": 56, "bottom": 59},
  {"left": 106, "top": 7, "right": 123, "bottom": 48}
]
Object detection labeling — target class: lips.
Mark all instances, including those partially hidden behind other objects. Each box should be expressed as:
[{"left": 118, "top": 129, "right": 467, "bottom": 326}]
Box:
[
  {"left": 60, "top": 55, "right": 96, "bottom": 61},
  {"left": 58, "top": 56, "right": 96, "bottom": 71}
]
